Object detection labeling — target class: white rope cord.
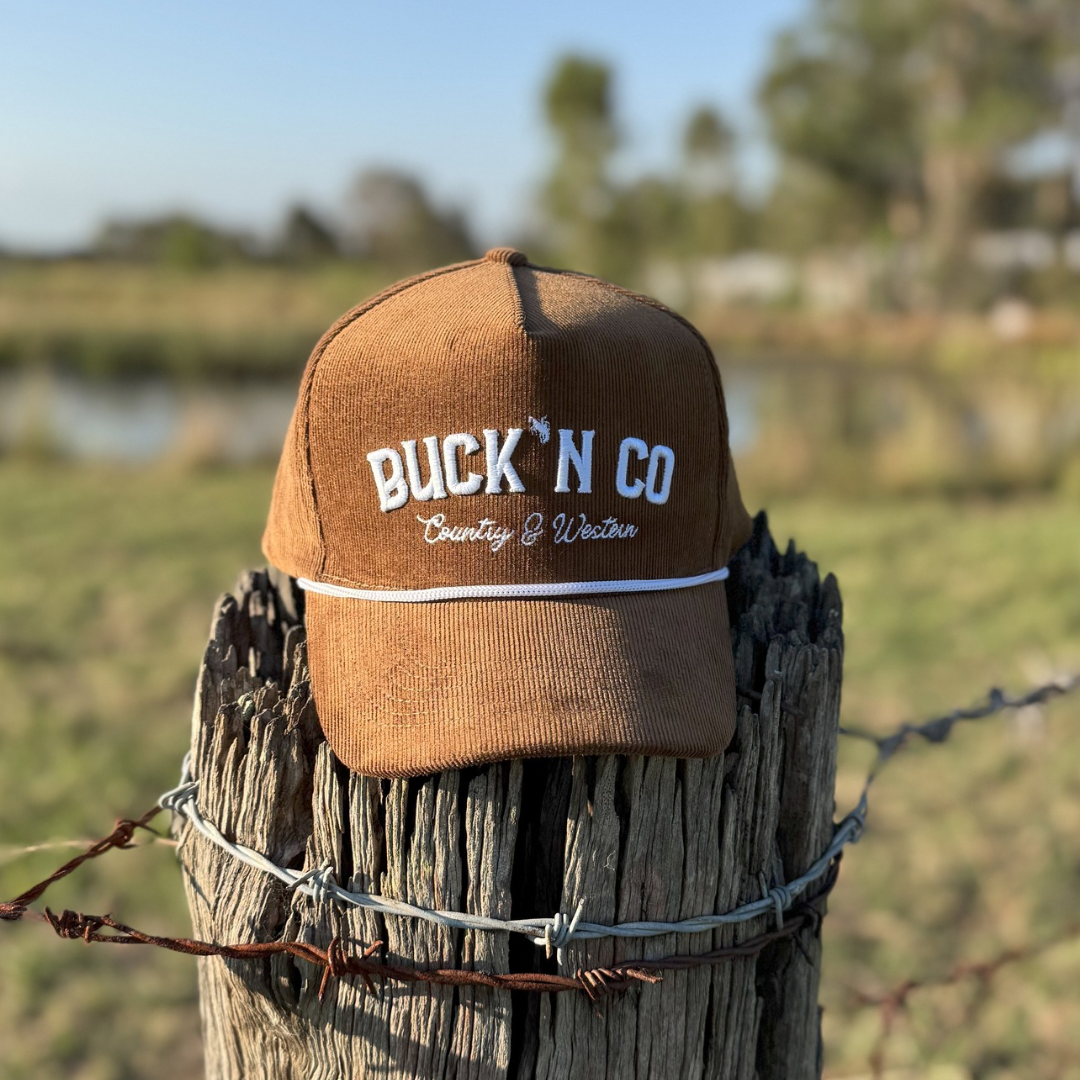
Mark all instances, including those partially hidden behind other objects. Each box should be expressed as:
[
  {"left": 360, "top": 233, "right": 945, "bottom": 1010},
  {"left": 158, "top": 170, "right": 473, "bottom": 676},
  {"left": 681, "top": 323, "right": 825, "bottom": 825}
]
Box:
[
  {"left": 296, "top": 566, "right": 729, "bottom": 603},
  {"left": 159, "top": 752, "right": 863, "bottom": 967}
]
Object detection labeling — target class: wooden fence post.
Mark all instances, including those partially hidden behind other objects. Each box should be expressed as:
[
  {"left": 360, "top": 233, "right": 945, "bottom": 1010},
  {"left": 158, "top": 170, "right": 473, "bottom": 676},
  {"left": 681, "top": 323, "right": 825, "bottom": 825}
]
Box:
[{"left": 174, "top": 513, "right": 843, "bottom": 1080}]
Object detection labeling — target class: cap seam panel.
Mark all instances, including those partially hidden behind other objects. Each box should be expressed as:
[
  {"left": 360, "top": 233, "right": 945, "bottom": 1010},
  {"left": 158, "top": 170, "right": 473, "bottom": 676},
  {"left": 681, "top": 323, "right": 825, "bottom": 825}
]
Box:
[
  {"left": 505, "top": 263, "right": 527, "bottom": 331},
  {"left": 300, "top": 257, "right": 485, "bottom": 576},
  {"left": 533, "top": 266, "right": 729, "bottom": 564}
]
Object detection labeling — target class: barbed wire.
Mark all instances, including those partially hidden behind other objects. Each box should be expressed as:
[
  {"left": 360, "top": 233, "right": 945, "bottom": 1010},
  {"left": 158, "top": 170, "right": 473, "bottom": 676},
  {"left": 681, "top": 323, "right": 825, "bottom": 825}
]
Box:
[
  {"left": 834, "top": 671, "right": 1080, "bottom": 1078},
  {"left": 24, "top": 860, "right": 837, "bottom": 1004},
  {"left": 0, "top": 809, "right": 162, "bottom": 924},
  {"left": 157, "top": 753, "right": 861, "bottom": 966},
  {"left": 1, "top": 674, "right": 1077, "bottom": 1006},
  {"left": 157, "top": 673, "right": 1079, "bottom": 963},
  {"left": 852, "top": 918, "right": 1080, "bottom": 1079},
  {"left": 840, "top": 672, "right": 1079, "bottom": 787}
]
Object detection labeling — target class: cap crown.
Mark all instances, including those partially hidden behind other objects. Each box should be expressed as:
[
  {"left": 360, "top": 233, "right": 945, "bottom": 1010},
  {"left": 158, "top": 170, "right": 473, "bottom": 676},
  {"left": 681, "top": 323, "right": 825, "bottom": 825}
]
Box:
[{"left": 264, "top": 248, "right": 749, "bottom": 593}]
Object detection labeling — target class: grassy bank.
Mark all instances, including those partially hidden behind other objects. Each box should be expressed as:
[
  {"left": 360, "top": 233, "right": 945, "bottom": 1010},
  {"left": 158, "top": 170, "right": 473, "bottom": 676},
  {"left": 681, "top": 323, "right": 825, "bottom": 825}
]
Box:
[
  {"left": 0, "top": 260, "right": 396, "bottom": 379},
  {"left": 5, "top": 259, "right": 1080, "bottom": 383},
  {"left": 0, "top": 460, "right": 1078, "bottom": 1078}
]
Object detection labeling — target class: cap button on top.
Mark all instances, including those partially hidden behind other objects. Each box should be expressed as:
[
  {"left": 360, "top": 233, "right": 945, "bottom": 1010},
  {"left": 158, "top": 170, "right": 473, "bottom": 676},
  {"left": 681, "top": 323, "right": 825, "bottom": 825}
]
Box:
[{"left": 484, "top": 246, "right": 529, "bottom": 266}]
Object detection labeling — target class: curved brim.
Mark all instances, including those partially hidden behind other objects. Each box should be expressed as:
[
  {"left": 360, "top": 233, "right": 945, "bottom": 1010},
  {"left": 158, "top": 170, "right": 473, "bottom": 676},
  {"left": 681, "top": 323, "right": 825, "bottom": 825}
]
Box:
[{"left": 303, "top": 581, "right": 738, "bottom": 778}]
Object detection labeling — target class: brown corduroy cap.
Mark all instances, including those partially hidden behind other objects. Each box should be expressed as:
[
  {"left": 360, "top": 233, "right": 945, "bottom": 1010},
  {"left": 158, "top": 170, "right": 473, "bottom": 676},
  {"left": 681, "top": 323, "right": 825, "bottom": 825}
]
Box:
[{"left": 263, "top": 246, "right": 754, "bottom": 778}]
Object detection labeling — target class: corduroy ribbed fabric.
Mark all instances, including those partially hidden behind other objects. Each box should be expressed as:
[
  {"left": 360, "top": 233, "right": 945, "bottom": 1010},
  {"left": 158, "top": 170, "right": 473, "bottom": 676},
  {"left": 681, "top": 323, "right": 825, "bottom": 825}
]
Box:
[
  {"left": 305, "top": 583, "right": 738, "bottom": 777},
  {"left": 263, "top": 247, "right": 754, "bottom": 778}
]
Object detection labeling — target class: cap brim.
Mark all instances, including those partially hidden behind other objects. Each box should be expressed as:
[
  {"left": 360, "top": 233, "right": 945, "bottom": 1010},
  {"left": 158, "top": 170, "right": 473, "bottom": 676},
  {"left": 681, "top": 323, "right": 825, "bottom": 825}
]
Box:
[{"left": 303, "top": 582, "right": 738, "bottom": 778}]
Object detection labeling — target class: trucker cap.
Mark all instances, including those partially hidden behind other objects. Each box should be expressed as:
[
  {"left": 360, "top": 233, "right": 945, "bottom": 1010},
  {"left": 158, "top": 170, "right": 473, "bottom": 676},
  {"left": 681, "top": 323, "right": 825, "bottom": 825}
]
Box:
[{"left": 262, "top": 246, "right": 754, "bottom": 778}]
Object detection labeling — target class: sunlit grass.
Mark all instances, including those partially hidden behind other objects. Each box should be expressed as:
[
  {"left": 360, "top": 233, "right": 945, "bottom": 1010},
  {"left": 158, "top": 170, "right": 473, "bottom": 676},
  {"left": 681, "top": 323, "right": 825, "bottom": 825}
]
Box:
[
  {"left": 0, "top": 459, "right": 1078, "bottom": 1078},
  {"left": 0, "top": 261, "right": 396, "bottom": 377},
  {"left": 0, "top": 462, "right": 273, "bottom": 1080}
]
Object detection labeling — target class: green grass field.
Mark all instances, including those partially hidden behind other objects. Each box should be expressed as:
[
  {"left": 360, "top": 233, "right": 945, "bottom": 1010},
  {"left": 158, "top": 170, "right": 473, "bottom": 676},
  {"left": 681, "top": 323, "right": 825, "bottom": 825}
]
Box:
[{"left": 1, "top": 459, "right": 1078, "bottom": 1079}]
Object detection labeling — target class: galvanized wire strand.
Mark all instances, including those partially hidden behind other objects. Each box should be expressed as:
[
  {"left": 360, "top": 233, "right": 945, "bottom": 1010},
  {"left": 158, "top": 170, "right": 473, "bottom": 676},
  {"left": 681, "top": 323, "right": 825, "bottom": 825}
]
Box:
[
  {"left": 160, "top": 673, "right": 1078, "bottom": 964},
  {"left": 160, "top": 771, "right": 863, "bottom": 967}
]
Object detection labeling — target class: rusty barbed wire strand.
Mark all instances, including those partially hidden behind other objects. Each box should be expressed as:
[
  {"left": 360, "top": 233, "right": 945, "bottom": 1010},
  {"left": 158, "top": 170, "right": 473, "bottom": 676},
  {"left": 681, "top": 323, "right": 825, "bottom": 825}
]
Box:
[
  {"left": 0, "top": 807, "right": 162, "bottom": 923},
  {"left": 23, "top": 859, "right": 837, "bottom": 1002},
  {"left": 851, "top": 919, "right": 1080, "bottom": 1079},
  {"left": 1, "top": 674, "right": 1076, "bottom": 1008}
]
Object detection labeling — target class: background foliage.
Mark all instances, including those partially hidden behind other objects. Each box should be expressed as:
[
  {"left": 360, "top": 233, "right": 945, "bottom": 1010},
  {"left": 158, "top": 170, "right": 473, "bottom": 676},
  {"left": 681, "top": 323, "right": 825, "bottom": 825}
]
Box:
[{"left": 3, "top": 1, "right": 1080, "bottom": 1077}]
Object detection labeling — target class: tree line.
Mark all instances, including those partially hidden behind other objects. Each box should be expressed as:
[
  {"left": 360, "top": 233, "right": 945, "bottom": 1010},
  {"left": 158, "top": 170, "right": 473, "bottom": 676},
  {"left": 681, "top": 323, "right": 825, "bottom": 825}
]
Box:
[{"left": 75, "top": 0, "right": 1080, "bottom": 308}]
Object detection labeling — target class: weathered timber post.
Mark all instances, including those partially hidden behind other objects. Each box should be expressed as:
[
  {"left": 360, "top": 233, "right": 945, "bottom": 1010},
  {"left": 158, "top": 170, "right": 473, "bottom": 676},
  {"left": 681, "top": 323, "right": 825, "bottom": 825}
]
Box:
[{"left": 174, "top": 513, "right": 843, "bottom": 1080}]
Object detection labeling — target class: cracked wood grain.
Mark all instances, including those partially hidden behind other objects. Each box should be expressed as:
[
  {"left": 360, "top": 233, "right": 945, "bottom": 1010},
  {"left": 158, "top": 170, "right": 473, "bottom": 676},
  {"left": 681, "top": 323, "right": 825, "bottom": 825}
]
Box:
[{"left": 175, "top": 514, "right": 842, "bottom": 1079}]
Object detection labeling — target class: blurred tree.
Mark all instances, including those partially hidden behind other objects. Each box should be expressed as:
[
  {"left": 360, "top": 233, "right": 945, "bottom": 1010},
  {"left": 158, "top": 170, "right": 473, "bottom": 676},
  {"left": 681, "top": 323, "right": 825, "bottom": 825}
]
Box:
[
  {"left": 759, "top": 0, "right": 1080, "bottom": 298},
  {"left": 621, "top": 173, "right": 686, "bottom": 262},
  {"left": 678, "top": 104, "right": 749, "bottom": 259},
  {"left": 538, "top": 54, "right": 625, "bottom": 279},
  {"left": 620, "top": 104, "right": 753, "bottom": 309},
  {"left": 343, "top": 167, "right": 476, "bottom": 271},
  {"left": 277, "top": 204, "right": 339, "bottom": 263},
  {"left": 93, "top": 214, "right": 251, "bottom": 269},
  {"left": 534, "top": 59, "right": 759, "bottom": 290},
  {"left": 757, "top": 160, "right": 880, "bottom": 254},
  {"left": 683, "top": 105, "right": 735, "bottom": 197}
]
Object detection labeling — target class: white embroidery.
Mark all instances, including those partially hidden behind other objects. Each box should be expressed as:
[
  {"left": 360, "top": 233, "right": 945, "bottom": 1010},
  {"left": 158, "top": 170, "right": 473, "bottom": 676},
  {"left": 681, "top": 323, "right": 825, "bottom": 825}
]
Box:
[
  {"left": 442, "top": 432, "right": 484, "bottom": 496},
  {"left": 297, "top": 566, "right": 729, "bottom": 603},
  {"left": 555, "top": 429, "right": 594, "bottom": 494},
  {"left": 615, "top": 438, "right": 675, "bottom": 503},
  {"left": 644, "top": 444, "right": 675, "bottom": 505},
  {"left": 402, "top": 436, "right": 448, "bottom": 502},
  {"left": 521, "top": 512, "right": 545, "bottom": 546},
  {"left": 483, "top": 428, "right": 525, "bottom": 494},
  {"left": 417, "top": 513, "right": 515, "bottom": 553},
  {"left": 615, "top": 437, "right": 649, "bottom": 499},
  {"left": 527, "top": 415, "right": 551, "bottom": 443},
  {"left": 366, "top": 427, "right": 676, "bottom": 506},
  {"left": 367, "top": 448, "right": 409, "bottom": 512},
  {"left": 552, "top": 512, "right": 638, "bottom": 543}
]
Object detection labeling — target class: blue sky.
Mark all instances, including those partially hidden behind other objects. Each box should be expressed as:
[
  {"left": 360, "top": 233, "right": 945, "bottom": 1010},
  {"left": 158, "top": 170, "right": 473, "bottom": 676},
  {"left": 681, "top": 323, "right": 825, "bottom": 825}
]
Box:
[{"left": 2, "top": 0, "right": 807, "bottom": 251}]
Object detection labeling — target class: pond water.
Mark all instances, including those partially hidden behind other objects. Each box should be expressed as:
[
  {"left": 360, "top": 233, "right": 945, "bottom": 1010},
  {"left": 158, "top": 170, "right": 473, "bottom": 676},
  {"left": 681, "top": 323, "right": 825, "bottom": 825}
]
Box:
[
  {"left": 0, "top": 368, "right": 761, "bottom": 463},
  {"left": 0, "top": 370, "right": 299, "bottom": 463},
  {"left": 0, "top": 364, "right": 1075, "bottom": 494}
]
